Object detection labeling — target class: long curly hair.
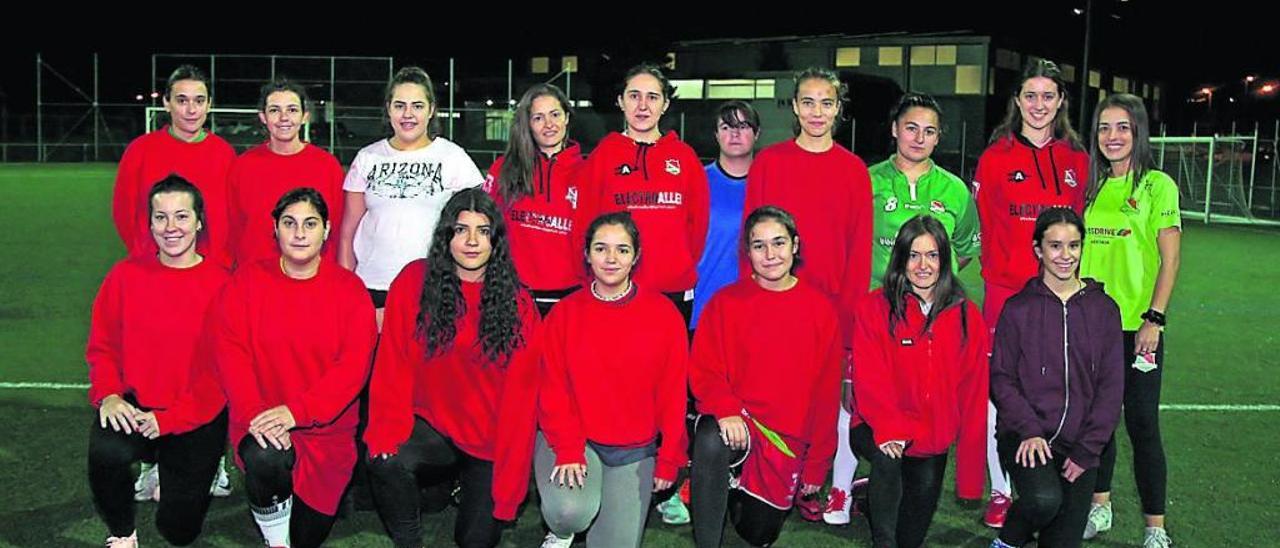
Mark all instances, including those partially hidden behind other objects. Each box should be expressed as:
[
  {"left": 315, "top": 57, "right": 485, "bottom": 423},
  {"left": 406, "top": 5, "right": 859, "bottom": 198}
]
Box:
[{"left": 416, "top": 188, "right": 525, "bottom": 366}]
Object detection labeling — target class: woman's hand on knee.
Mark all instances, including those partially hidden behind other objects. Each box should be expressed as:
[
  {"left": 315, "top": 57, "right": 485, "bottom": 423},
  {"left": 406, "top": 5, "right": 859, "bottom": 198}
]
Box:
[
  {"left": 249, "top": 405, "right": 296, "bottom": 437},
  {"left": 800, "top": 483, "right": 822, "bottom": 496},
  {"left": 1016, "top": 437, "right": 1053, "bottom": 468},
  {"left": 718, "top": 415, "right": 749, "bottom": 451},
  {"left": 135, "top": 411, "right": 161, "bottom": 439},
  {"left": 653, "top": 477, "right": 674, "bottom": 493},
  {"left": 878, "top": 441, "right": 905, "bottom": 459},
  {"left": 1061, "top": 458, "right": 1086, "bottom": 482},
  {"left": 550, "top": 463, "right": 587, "bottom": 489},
  {"left": 99, "top": 394, "right": 141, "bottom": 435}
]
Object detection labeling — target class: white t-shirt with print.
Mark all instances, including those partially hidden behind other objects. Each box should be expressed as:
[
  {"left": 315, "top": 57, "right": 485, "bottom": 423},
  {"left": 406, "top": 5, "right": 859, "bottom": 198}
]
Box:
[{"left": 344, "top": 137, "right": 485, "bottom": 290}]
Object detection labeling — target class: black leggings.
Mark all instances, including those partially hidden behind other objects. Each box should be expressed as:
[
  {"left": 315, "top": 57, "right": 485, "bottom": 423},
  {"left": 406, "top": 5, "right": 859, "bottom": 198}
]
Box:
[
  {"left": 663, "top": 291, "right": 695, "bottom": 330},
  {"left": 997, "top": 434, "right": 1097, "bottom": 548},
  {"left": 1095, "top": 331, "right": 1167, "bottom": 515},
  {"left": 850, "top": 423, "right": 947, "bottom": 548},
  {"left": 237, "top": 436, "right": 339, "bottom": 548},
  {"left": 88, "top": 406, "right": 227, "bottom": 545},
  {"left": 690, "top": 416, "right": 788, "bottom": 548},
  {"left": 365, "top": 417, "right": 500, "bottom": 548}
]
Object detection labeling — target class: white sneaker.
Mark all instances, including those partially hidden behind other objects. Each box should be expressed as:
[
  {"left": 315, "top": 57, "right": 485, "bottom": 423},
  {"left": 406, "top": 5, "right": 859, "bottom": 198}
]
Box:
[
  {"left": 822, "top": 487, "right": 851, "bottom": 525},
  {"left": 1143, "top": 527, "right": 1173, "bottom": 548},
  {"left": 1082, "top": 502, "right": 1112, "bottom": 540},
  {"left": 133, "top": 465, "right": 159, "bottom": 502},
  {"left": 105, "top": 530, "right": 138, "bottom": 547},
  {"left": 540, "top": 532, "right": 573, "bottom": 548},
  {"left": 210, "top": 457, "right": 232, "bottom": 497}
]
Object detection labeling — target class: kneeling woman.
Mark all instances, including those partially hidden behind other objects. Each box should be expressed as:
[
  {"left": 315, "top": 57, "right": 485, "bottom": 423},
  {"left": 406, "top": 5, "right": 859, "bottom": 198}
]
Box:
[
  {"left": 537, "top": 212, "right": 689, "bottom": 548},
  {"left": 990, "top": 208, "right": 1124, "bottom": 548},
  {"left": 688, "top": 206, "right": 842, "bottom": 547},
  {"left": 851, "top": 215, "right": 988, "bottom": 548},
  {"left": 87, "top": 176, "right": 230, "bottom": 547},
  {"left": 212, "top": 188, "right": 377, "bottom": 548},
  {"left": 364, "top": 188, "right": 541, "bottom": 548}
]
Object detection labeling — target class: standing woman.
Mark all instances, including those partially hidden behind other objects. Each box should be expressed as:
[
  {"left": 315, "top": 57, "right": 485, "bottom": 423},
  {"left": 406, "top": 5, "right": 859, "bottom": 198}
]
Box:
[
  {"left": 113, "top": 64, "right": 236, "bottom": 270},
  {"left": 573, "top": 63, "right": 709, "bottom": 325},
  {"left": 227, "top": 78, "right": 345, "bottom": 269},
  {"left": 989, "top": 207, "right": 1124, "bottom": 548},
  {"left": 363, "top": 188, "right": 541, "bottom": 548},
  {"left": 87, "top": 176, "right": 230, "bottom": 547},
  {"left": 339, "top": 66, "right": 486, "bottom": 328},
  {"left": 212, "top": 188, "right": 377, "bottom": 548},
  {"left": 744, "top": 67, "right": 874, "bottom": 523},
  {"left": 973, "top": 59, "right": 1090, "bottom": 527},
  {"left": 688, "top": 206, "right": 842, "bottom": 547},
  {"left": 537, "top": 212, "right": 689, "bottom": 548},
  {"left": 1079, "top": 93, "right": 1181, "bottom": 548},
  {"left": 851, "top": 215, "right": 988, "bottom": 548},
  {"left": 485, "top": 83, "right": 583, "bottom": 317}
]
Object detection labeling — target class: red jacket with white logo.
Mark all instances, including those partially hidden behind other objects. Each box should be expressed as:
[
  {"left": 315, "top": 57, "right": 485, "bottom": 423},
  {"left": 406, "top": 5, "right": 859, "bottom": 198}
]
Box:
[
  {"left": 690, "top": 278, "right": 843, "bottom": 485},
  {"left": 538, "top": 286, "right": 689, "bottom": 482},
  {"left": 485, "top": 143, "right": 585, "bottom": 291},
  {"left": 574, "top": 132, "right": 709, "bottom": 294},
  {"left": 974, "top": 135, "right": 1088, "bottom": 290},
  {"left": 227, "top": 143, "right": 345, "bottom": 269},
  {"left": 851, "top": 289, "right": 989, "bottom": 500},
  {"left": 113, "top": 127, "right": 236, "bottom": 268},
  {"left": 364, "top": 260, "right": 541, "bottom": 520}
]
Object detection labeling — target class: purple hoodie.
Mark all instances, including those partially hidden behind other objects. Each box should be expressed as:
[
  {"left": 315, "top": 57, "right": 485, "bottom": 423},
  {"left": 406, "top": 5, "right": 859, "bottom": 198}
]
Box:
[{"left": 990, "top": 276, "right": 1125, "bottom": 469}]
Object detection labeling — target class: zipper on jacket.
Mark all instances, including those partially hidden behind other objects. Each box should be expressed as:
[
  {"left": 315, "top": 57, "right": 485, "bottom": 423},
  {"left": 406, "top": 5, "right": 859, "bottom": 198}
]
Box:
[{"left": 1049, "top": 302, "right": 1070, "bottom": 444}]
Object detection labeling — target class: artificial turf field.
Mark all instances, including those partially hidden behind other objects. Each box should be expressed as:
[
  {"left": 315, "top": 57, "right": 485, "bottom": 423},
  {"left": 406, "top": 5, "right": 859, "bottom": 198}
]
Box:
[{"left": 1, "top": 163, "right": 1276, "bottom": 546}]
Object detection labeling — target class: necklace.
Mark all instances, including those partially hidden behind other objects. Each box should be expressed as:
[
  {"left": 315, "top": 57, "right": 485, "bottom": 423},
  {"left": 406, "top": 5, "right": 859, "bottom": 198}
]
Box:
[{"left": 591, "top": 279, "right": 631, "bottom": 302}]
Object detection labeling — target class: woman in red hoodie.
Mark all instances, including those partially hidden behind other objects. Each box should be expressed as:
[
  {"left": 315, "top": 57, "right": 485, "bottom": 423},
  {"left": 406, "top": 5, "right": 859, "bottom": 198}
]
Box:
[
  {"left": 573, "top": 64, "right": 709, "bottom": 325},
  {"left": 688, "top": 206, "right": 842, "bottom": 548},
  {"left": 87, "top": 176, "right": 230, "bottom": 548},
  {"left": 485, "top": 83, "right": 583, "bottom": 317},
  {"left": 989, "top": 208, "right": 1124, "bottom": 548},
  {"left": 363, "top": 188, "right": 541, "bottom": 548},
  {"left": 851, "top": 215, "right": 988, "bottom": 548},
  {"left": 537, "top": 212, "right": 688, "bottom": 548},
  {"left": 211, "top": 188, "right": 377, "bottom": 548},
  {"left": 973, "top": 59, "right": 1090, "bottom": 527}
]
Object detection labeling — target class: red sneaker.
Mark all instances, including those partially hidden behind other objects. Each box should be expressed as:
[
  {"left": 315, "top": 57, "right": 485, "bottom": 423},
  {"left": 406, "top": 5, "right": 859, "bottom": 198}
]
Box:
[
  {"left": 984, "top": 492, "right": 1012, "bottom": 528},
  {"left": 795, "top": 491, "right": 823, "bottom": 522}
]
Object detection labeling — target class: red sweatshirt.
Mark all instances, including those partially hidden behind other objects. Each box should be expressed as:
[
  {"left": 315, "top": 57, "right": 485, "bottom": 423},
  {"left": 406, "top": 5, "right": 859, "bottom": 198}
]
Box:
[
  {"left": 974, "top": 135, "right": 1088, "bottom": 290},
  {"left": 538, "top": 285, "right": 689, "bottom": 482},
  {"left": 484, "top": 143, "right": 584, "bottom": 291},
  {"left": 211, "top": 258, "right": 377, "bottom": 515},
  {"left": 574, "top": 132, "right": 709, "bottom": 293},
  {"left": 690, "top": 278, "right": 842, "bottom": 485},
  {"left": 745, "top": 140, "right": 873, "bottom": 347},
  {"left": 364, "top": 260, "right": 542, "bottom": 520},
  {"left": 851, "top": 289, "right": 989, "bottom": 500},
  {"left": 113, "top": 127, "right": 236, "bottom": 268},
  {"left": 226, "top": 143, "right": 345, "bottom": 269},
  {"left": 86, "top": 255, "right": 230, "bottom": 435}
]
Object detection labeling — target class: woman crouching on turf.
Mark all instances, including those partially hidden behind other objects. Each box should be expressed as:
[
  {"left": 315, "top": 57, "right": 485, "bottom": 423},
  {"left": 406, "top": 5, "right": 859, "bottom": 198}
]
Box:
[
  {"left": 989, "top": 208, "right": 1124, "bottom": 548},
  {"left": 851, "top": 215, "right": 988, "bottom": 548},
  {"left": 688, "top": 206, "right": 842, "bottom": 547},
  {"left": 363, "top": 188, "right": 541, "bottom": 548},
  {"left": 536, "top": 212, "right": 689, "bottom": 548},
  {"left": 87, "top": 176, "right": 230, "bottom": 547},
  {"left": 211, "top": 188, "right": 377, "bottom": 548}
]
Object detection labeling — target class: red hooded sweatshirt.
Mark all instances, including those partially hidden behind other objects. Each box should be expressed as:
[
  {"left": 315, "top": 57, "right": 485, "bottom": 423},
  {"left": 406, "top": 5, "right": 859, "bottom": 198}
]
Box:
[
  {"left": 574, "top": 132, "right": 709, "bottom": 294},
  {"left": 485, "top": 142, "right": 585, "bottom": 291},
  {"left": 851, "top": 289, "right": 989, "bottom": 500},
  {"left": 690, "top": 278, "right": 843, "bottom": 485},
  {"left": 974, "top": 134, "right": 1088, "bottom": 291},
  {"left": 364, "top": 260, "right": 542, "bottom": 520}
]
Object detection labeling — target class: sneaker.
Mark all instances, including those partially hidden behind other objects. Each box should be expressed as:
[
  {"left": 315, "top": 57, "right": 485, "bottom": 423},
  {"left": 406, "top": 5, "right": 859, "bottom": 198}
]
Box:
[
  {"left": 822, "top": 487, "right": 852, "bottom": 525},
  {"left": 1082, "top": 502, "right": 1112, "bottom": 540},
  {"left": 657, "top": 493, "right": 690, "bottom": 525},
  {"left": 989, "top": 538, "right": 1016, "bottom": 548},
  {"left": 209, "top": 458, "right": 232, "bottom": 497},
  {"left": 540, "top": 532, "right": 573, "bottom": 548},
  {"left": 795, "top": 491, "right": 823, "bottom": 522},
  {"left": 105, "top": 530, "right": 138, "bottom": 547},
  {"left": 984, "top": 492, "right": 1012, "bottom": 528},
  {"left": 1143, "top": 527, "right": 1173, "bottom": 548},
  {"left": 133, "top": 465, "right": 159, "bottom": 502}
]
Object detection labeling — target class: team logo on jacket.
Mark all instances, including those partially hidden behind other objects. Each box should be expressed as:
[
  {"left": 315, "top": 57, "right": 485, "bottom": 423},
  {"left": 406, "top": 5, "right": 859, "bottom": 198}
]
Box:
[
  {"left": 616, "top": 164, "right": 634, "bottom": 176},
  {"left": 665, "top": 159, "right": 681, "bottom": 176},
  {"left": 1008, "top": 170, "right": 1027, "bottom": 183},
  {"left": 929, "top": 200, "right": 945, "bottom": 214},
  {"left": 1064, "top": 169, "right": 1079, "bottom": 188},
  {"left": 566, "top": 186, "right": 579, "bottom": 209},
  {"left": 884, "top": 197, "right": 898, "bottom": 212}
]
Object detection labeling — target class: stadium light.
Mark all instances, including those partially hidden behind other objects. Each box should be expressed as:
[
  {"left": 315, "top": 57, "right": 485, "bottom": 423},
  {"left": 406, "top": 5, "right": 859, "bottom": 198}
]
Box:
[{"left": 135, "top": 94, "right": 144, "bottom": 101}]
